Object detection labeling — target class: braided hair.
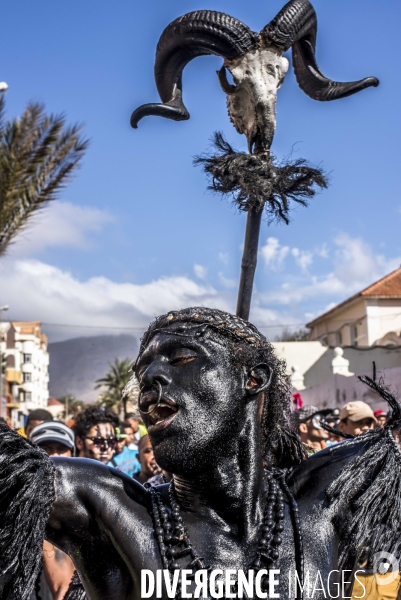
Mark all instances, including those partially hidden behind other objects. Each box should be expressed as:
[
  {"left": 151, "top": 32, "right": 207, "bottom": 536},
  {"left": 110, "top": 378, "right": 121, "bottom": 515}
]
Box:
[{"left": 137, "top": 307, "right": 305, "bottom": 468}]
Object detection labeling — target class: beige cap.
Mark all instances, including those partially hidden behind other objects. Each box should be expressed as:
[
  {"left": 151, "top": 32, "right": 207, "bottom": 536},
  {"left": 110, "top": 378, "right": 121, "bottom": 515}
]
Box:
[{"left": 339, "top": 401, "right": 377, "bottom": 423}]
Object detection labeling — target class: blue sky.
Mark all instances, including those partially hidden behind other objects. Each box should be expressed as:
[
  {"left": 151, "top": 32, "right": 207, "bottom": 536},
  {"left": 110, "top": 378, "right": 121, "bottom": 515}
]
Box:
[{"left": 1, "top": 0, "right": 400, "bottom": 341}]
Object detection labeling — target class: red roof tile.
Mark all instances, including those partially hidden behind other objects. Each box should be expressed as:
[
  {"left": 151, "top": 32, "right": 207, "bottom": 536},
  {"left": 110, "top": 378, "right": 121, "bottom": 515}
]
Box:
[{"left": 48, "top": 397, "right": 63, "bottom": 406}]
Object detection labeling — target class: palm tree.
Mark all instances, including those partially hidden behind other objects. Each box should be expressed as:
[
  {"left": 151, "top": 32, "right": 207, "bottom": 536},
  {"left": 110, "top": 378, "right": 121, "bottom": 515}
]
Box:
[
  {"left": 95, "top": 358, "right": 134, "bottom": 415},
  {"left": 0, "top": 95, "right": 88, "bottom": 256}
]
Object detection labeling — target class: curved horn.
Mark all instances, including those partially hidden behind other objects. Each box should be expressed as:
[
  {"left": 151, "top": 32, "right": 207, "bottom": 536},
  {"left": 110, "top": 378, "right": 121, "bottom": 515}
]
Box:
[
  {"left": 261, "top": 0, "right": 379, "bottom": 101},
  {"left": 217, "top": 66, "right": 237, "bottom": 94},
  {"left": 131, "top": 11, "right": 259, "bottom": 128}
]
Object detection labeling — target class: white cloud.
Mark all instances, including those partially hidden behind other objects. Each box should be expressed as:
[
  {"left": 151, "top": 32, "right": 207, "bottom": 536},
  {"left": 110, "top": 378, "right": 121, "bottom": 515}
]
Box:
[
  {"left": 0, "top": 255, "right": 295, "bottom": 342},
  {"left": 219, "top": 272, "right": 237, "bottom": 289},
  {"left": 0, "top": 258, "right": 233, "bottom": 340},
  {"left": 315, "top": 243, "right": 329, "bottom": 259},
  {"left": 218, "top": 252, "right": 229, "bottom": 265},
  {"left": 2, "top": 228, "right": 399, "bottom": 343},
  {"left": 260, "top": 237, "right": 289, "bottom": 271},
  {"left": 8, "top": 202, "right": 113, "bottom": 257},
  {"left": 291, "top": 248, "right": 313, "bottom": 272},
  {"left": 260, "top": 233, "right": 401, "bottom": 305},
  {"left": 194, "top": 264, "right": 208, "bottom": 280}
]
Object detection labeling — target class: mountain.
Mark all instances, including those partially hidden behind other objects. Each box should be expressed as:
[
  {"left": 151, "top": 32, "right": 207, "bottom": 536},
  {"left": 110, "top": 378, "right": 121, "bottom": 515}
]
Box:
[{"left": 48, "top": 334, "right": 139, "bottom": 403}]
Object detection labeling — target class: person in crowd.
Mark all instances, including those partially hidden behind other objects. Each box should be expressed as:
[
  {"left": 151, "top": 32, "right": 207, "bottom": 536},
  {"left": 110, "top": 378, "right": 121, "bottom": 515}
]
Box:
[
  {"left": 292, "top": 405, "right": 331, "bottom": 453},
  {"left": 29, "top": 422, "right": 76, "bottom": 600},
  {"left": 108, "top": 423, "right": 141, "bottom": 477},
  {"left": 338, "top": 401, "right": 377, "bottom": 436},
  {"left": 374, "top": 409, "right": 387, "bottom": 428},
  {"left": 23, "top": 409, "right": 53, "bottom": 438},
  {"left": 73, "top": 406, "right": 119, "bottom": 464},
  {"left": 30, "top": 421, "right": 75, "bottom": 457},
  {"left": 121, "top": 421, "right": 134, "bottom": 447},
  {"left": 133, "top": 434, "right": 162, "bottom": 484},
  {"left": 124, "top": 412, "right": 146, "bottom": 451},
  {"left": 325, "top": 408, "right": 343, "bottom": 445}
]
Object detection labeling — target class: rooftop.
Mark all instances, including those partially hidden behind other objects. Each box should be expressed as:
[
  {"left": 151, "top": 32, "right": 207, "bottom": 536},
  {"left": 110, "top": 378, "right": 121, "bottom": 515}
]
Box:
[{"left": 306, "top": 267, "right": 401, "bottom": 328}]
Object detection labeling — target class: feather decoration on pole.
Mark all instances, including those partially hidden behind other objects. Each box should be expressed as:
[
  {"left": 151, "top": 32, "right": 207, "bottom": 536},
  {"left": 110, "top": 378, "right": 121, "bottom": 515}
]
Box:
[{"left": 131, "top": 0, "right": 379, "bottom": 320}]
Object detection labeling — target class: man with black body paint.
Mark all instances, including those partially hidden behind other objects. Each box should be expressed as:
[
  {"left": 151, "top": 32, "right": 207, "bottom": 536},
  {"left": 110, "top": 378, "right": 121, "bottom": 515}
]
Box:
[{"left": 2, "top": 307, "right": 401, "bottom": 600}]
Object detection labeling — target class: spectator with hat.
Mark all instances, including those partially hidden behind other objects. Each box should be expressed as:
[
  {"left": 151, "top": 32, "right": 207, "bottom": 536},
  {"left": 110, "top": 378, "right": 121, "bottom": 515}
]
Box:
[
  {"left": 338, "top": 401, "right": 377, "bottom": 436},
  {"left": 29, "top": 422, "right": 77, "bottom": 600},
  {"left": 29, "top": 421, "right": 75, "bottom": 457},
  {"left": 292, "top": 405, "right": 332, "bottom": 453}
]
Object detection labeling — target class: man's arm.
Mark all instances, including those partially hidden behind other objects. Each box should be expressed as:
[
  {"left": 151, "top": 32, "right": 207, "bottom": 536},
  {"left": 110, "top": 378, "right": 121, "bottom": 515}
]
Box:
[
  {"left": 46, "top": 457, "right": 153, "bottom": 599},
  {"left": 0, "top": 424, "right": 150, "bottom": 600},
  {"left": 47, "top": 456, "right": 150, "bottom": 546}
]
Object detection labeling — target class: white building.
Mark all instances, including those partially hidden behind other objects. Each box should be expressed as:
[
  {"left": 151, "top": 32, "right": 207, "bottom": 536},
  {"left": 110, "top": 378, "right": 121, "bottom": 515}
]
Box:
[
  {"left": 0, "top": 321, "right": 49, "bottom": 426},
  {"left": 306, "top": 267, "right": 401, "bottom": 347}
]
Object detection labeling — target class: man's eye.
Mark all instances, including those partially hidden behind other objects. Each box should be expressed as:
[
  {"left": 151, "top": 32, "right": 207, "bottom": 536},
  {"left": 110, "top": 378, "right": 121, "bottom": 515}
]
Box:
[{"left": 170, "top": 355, "right": 196, "bottom": 366}]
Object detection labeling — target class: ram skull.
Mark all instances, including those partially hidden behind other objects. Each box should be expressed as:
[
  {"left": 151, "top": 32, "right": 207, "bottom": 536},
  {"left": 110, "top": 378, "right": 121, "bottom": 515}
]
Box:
[{"left": 131, "top": 0, "right": 378, "bottom": 154}]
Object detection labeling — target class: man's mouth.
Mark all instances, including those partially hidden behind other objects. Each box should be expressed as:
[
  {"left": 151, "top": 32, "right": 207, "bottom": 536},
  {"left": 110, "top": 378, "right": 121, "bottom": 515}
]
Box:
[{"left": 140, "top": 396, "right": 179, "bottom": 432}]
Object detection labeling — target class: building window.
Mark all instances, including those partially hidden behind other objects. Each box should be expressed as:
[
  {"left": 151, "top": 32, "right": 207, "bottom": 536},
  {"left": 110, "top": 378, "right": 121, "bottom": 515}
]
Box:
[
  {"left": 23, "top": 372, "right": 31, "bottom": 382},
  {"left": 24, "top": 391, "right": 32, "bottom": 402},
  {"left": 23, "top": 354, "right": 32, "bottom": 363},
  {"left": 353, "top": 325, "right": 358, "bottom": 347}
]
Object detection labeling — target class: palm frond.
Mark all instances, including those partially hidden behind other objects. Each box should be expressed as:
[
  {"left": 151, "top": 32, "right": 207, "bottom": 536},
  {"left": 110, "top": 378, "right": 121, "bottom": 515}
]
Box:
[
  {"left": 95, "top": 358, "right": 134, "bottom": 409},
  {"left": 0, "top": 99, "right": 89, "bottom": 256}
]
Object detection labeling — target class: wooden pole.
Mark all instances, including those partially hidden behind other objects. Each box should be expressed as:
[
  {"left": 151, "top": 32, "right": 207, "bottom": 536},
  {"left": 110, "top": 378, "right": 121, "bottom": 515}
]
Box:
[{"left": 236, "top": 206, "right": 263, "bottom": 320}]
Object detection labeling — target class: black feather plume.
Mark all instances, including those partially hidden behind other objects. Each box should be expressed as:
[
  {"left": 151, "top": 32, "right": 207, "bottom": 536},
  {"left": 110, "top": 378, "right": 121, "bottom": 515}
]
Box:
[
  {"left": 194, "top": 132, "right": 328, "bottom": 224},
  {"left": 0, "top": 422, "right": 55, "bottom": 600},
  {"left": 327, "top": 377, "right": 401, "bottom": 572}
]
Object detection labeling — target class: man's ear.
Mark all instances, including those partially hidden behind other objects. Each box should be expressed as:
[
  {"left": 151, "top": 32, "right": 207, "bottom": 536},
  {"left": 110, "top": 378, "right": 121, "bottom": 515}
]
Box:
[
  {"left": 299, "top": 423, "right": 308, "bottom": 435},
  {"left": 76, "top": 436, "right": 84, "bottom": 451},
  {"left": 245, "top": 363, "right": 272, "bottom": 395}
]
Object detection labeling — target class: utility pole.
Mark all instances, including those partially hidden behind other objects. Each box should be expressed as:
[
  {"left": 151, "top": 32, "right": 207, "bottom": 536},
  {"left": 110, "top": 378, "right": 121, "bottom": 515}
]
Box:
[{"left": 0, "top": 305, "right": 9, "bottom": 417}]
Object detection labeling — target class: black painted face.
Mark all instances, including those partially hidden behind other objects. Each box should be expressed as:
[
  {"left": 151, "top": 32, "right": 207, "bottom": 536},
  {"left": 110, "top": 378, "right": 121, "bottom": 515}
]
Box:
[{"left": 136, "top": 329, "right": 249, "bottom": 476}]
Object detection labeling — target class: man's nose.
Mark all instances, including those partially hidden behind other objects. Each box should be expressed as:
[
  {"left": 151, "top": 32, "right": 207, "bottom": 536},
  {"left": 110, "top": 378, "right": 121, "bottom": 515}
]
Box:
[{"left": 140, "top": 359, "right": 171, "bottom": 388}]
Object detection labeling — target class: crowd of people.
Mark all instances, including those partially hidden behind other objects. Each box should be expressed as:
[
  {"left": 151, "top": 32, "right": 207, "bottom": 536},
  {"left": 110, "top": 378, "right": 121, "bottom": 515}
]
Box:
[
  {"left": 292, "top": 400, "right": 388, "bottom": 453},
  {"left": 1, "top": 406, "right": 164, "bottom": 600},
  {"left": 292, "top": 399, "right": 397, "bottom": 600},
  {"left": 0, "top": 394, "right": 392, "bottom": 600}
]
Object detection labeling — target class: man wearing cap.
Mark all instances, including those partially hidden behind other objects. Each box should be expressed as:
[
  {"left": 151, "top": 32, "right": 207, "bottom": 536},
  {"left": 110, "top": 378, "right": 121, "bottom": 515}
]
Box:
[
  {"left": 30, "top": 421, "right": 75, "bottom": 457},
  {"left": 338, "top": 401, "right": 377, "bottom": 436},
  {"left": 29, "top": 422, "right": 77, "bottom": 600},
  {"left": 292, "top": 405, "right": 331, "bottom": 453}
]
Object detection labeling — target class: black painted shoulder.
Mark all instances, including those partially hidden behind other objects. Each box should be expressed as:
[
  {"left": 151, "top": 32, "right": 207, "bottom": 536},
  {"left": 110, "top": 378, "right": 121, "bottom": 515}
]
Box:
[{"left": 51, "top": 457, "right": 151, "bottom": 527}]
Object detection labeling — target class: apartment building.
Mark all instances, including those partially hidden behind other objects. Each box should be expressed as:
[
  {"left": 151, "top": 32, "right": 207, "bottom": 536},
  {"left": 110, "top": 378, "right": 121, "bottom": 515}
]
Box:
[{"left": 0, "top": 321, "right": 49, "bottom": 427}]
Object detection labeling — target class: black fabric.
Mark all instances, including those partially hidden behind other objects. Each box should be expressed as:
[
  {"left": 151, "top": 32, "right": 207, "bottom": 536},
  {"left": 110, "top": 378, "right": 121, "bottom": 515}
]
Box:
[
  {"left": 64, "top": 571, "right": 87, "bottom": 600},
  {"left": 0, "top": 423, "right": 55, "bottom": 600}
]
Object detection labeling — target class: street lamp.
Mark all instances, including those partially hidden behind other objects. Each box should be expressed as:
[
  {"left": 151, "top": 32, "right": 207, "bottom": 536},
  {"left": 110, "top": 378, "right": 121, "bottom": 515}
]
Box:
[
  {"left": 0, "top": 82, "right": 8, "bottom": 93},
  {"left": 0, "top": 305, "right": 9, "bottom": 412}
]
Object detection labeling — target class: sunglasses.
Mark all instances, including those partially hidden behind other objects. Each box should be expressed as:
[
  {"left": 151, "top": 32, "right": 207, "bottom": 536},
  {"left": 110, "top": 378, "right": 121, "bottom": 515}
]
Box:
[
  {"left": 83, "top": 436, "right": 118, "bottom": 448},
  {"left": 312, "top": 415, "right": 326, "bottom": 430}
]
